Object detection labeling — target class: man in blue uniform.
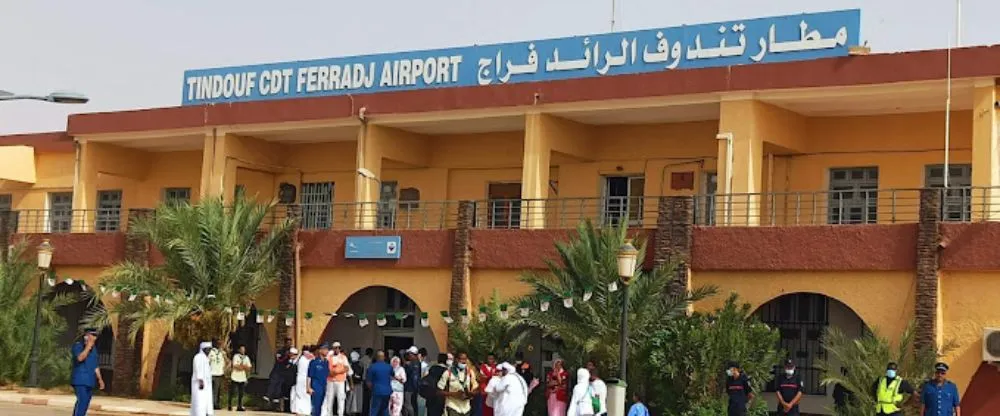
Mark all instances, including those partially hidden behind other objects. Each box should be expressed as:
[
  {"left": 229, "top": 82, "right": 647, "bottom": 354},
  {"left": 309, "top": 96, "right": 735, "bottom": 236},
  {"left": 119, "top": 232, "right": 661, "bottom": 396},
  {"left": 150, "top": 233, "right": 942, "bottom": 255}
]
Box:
[
  {"left": 725, "top": 361, "right": 753, "bottom": 416},
  {"left": 308, "top": 344, "right": 332, "bottom": 416},
  {"left": 920, "top": 362, "right": 961, "bottom": 416},
  {"left": 775, "top": 359, "right": 803, "bottom": 416},
  {"left": 71, "top": 328, "right": 105, "bottom": 416}
]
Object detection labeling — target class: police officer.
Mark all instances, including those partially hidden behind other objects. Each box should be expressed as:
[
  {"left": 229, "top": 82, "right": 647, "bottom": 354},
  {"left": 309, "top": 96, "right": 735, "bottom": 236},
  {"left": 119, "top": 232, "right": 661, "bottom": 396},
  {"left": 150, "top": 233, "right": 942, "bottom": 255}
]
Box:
[
  {"left": 725, "top": 361, "right": 753, "bottom": 416},
  {"left": 920, "top": 362, "right": 961, "bottom": 416},
  {"left": 308, "top": 344, "right": 332, "bottom": 416},
  {"left": 775, "top": 359, "right": 803, "bottom": 416},
  {"left": 71, "top": 328, "right": 105, "bottom": 416},
  {"left": 872, "top": 362, "right": 914, "bottom": 415}
]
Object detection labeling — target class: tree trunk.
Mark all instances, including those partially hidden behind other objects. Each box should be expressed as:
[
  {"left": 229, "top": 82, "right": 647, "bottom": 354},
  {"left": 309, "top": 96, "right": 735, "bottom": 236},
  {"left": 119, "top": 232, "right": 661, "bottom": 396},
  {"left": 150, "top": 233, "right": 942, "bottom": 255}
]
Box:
[{"left": 275, "top": 205, "right": 300, "bottom": 350}]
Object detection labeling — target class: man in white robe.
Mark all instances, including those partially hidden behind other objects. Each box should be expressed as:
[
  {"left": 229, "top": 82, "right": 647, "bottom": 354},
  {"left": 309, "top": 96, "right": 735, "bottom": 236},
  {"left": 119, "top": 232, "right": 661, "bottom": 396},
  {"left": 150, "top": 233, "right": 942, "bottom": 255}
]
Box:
[
  {"left": 487, "top": 362, "right": 527, "bottom": 416},
  {"left": 191, "top": 341, "right": 215, "bottom": 416},
  {"left": 290, "top": 348, "right": 314, "bottom": 416}
]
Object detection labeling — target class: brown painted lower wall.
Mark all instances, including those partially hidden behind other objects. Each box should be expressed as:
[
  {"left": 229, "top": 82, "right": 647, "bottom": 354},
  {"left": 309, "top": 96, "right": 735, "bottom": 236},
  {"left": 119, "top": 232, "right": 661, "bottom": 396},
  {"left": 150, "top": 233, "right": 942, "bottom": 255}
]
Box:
[
  {"left": 298, "top": 230, "right": 452, "bottom": 268},
  {"left": 960, "top": 362, "right": 1000, "bottom": 415},
  {"left": 940, "top": 223, "right": 1000, "bottom": 270},
  {"left": 13, "top": 233, "right": 125, "bottom": 267},
  {"left": 691, "top": 224, "right": 918, "bottom": 271}
]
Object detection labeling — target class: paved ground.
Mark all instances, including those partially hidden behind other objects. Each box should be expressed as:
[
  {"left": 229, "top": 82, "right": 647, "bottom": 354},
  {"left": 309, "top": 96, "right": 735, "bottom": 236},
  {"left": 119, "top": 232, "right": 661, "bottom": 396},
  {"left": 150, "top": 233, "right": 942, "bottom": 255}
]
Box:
[
  {"left": 0, "top": 390, "right": 276, "bottom": 415},
  {"left": 0, "top": 402, "right": 72, "bottom": 415}
]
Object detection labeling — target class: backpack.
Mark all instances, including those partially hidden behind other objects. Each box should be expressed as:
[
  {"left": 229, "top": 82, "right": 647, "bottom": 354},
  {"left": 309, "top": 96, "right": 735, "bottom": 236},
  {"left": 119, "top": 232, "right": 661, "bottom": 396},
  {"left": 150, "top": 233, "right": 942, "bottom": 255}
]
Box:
[{"left": 419, "top": 366, "right": 445, "bottom": 400}]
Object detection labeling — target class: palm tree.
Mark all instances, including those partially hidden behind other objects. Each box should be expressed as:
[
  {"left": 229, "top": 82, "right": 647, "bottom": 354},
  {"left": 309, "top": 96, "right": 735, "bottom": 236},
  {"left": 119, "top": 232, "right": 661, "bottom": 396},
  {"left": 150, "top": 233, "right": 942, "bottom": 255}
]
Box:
[
  {"left": 818, "top": 322, "right": 955, "bottom": 416},
  {"left": 83, "top": 194, "right": 296, "bottom": 349},
  {"left": 447, "top": 292, "right": 530, "bottom": 362},
  {"left": 0, "top": 243, "right": 74, "bottom": 386},
  {"left": 515, "top": 220, "right": 715, "bottom": 381}
]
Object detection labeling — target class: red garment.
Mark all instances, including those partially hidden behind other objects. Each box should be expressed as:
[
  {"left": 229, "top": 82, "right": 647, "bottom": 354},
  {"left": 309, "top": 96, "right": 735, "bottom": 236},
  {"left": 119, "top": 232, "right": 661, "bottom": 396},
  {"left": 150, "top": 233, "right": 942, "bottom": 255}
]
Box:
[
  {"left": 478, "top": 362, "right": 498, "bottom": 413},
  {"left": 547, "top": 368, "right": 569, "bottom": 402}
]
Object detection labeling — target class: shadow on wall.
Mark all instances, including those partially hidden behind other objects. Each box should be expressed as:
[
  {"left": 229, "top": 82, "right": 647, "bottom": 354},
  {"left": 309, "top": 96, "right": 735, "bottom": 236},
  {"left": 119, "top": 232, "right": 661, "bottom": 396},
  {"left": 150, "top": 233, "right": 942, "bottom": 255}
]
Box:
[
  {"left": 961, "top": 362, "right": 1000, "bottom": 415},
  {"left": 318, "top": 285, "right": 440, "bottom": 359}
]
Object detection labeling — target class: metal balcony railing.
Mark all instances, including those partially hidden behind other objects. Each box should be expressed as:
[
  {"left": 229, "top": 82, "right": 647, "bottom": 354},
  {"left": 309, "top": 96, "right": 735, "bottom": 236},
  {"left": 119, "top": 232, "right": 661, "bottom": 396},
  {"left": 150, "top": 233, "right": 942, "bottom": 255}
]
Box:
[{"left": 4, "top": 188, "right": 999, "bottom": 233}]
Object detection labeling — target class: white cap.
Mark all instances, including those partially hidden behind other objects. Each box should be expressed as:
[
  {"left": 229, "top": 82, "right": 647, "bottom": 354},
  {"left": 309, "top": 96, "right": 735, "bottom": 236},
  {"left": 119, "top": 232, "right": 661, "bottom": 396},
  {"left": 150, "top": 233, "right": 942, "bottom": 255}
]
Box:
[
  {"left": 199, "top": 341, "right": 212, "bottom": 349},
  {"left": 289, "top": 347, "right": 299, "bottom": 355},
  {"left": 332, "top": 341, "right": 342, "bottom": 348},
  {"left": 407, "top": 346, "right": 419, "bottom": 354}
]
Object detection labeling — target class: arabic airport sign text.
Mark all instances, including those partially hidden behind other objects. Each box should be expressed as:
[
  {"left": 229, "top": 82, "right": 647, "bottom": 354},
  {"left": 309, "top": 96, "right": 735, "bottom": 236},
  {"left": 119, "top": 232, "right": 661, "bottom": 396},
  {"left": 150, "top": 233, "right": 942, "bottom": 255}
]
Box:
[{"left": 182, "top": 9, "right": 860, "bottom": 106}]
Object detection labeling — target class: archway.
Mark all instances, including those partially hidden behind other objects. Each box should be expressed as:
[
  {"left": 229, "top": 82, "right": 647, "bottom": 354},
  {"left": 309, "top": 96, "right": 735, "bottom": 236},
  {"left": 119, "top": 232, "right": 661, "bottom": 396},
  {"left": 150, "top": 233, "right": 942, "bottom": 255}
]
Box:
[
  {"left": 48, "top": 280, "right": 114, "bottom": 387},
  {"left": 318, "top": 286, "right": 441, "bottom": 360},
  {"left": 753, "top": 292, "right": 868, "bottom": 415}
]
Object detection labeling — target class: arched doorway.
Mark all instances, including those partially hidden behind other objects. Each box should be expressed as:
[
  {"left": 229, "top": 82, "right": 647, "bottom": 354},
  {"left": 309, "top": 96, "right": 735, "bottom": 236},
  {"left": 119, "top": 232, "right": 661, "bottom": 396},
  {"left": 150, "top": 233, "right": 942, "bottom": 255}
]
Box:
[
  {"left": 318, "top": 286, "right": 441, "bottom": 360},
  {"left": 48, "top": 281, "right": 114, "bottom": 387},
  {"left": 753, "top": 292, "right": 867, "bottom": 415}
]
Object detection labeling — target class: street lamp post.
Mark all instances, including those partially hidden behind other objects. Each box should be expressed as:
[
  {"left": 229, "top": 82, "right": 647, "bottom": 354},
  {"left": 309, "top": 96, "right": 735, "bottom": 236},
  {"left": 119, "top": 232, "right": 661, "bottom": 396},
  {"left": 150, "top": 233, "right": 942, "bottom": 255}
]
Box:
[
  {"left": 0, "top": 90, "right": 89, "bottom": 104},
  {"left": 27, "top": 239, "right": 54, "bottom": 388},
  {"left": 616, "top": 240, "right": 639, "bottom": 382}
]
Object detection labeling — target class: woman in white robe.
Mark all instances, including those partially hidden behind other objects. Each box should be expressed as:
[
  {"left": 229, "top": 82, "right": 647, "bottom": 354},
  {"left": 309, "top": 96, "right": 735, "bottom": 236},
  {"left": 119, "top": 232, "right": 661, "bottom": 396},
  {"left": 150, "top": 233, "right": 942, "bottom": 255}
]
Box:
[
  {"left": 191, "top": 342, "right": 214, "bottom": 416},
  {"left": 488, "top": 363, "right": 528, "bottom": 416},
  {"left": 566, "top": 369, "right": 594, "bottom": 416},
  {"left": 290, "top": 348, "right": 313, "bottom": 416}
]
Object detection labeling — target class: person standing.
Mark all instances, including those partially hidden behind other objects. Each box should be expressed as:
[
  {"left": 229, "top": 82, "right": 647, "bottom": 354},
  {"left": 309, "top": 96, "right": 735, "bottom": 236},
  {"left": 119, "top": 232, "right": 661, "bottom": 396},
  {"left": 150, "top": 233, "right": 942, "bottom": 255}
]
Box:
[
  {"left": 626, "top": 392, "right": 649, "bottom": 416},
  {"left": 873, "top": 362, "right": 914, "bottom": 416},
  {"left": 291, "top": 348, "right": 313, "bottom": 416},
  {"left": 363, "top": 348, "right": 375, "bottom": 416},
  {"left": 228, "top": 345, "right": 252, "bottom": 412},
  {"left": 71, "top": 328, "right": 105, "bottom": 416},
  {"left": 438, "top": 352, "right": 478, "bottom": 416},
  {"left": 584, "top": 367, "right": 607, "bottom": 416},
  {"left": 566, "top": 368, "right": 595, "bottom": 416},
  {"left": 423, "top": 353, "right": 450, "bottom": 416},
  {"left": 487, "top": 363, "right": 527, "bottom": 416},
  {"left": 775, "top": 359, "right": 803, "bottom": 416},
  {"left": 405, "top": 347, "right": 422, "bottom": 416},
  {"left": 267, "top": 340, "right": 294, "bottom": 407},
  {"left": 309, "top": 344, "right": 332, "bottom": 416},
  {"left": 326, "top": 342, "right": 352, "bottom": 416},
  {"left": 208, "top": 340, "right": 227, "bottom": 410},
  {"left": 368, "top": 351, "right": 395, "bottom": 416},
  {"left": 191, "top": 342, "right": 215, "bottom": 416},
  {"left": 348, "top": 351, "right": 365, "bottom": 416},
  {"left": 724, "top": 361, "right": 753, "bottom": 416},
  {"left": 545, "top": 359, "right": 569, "bottom": 416},
  {"left": 477, "top": 354, "right": 499, "bottom": 416},
  {"left": 920, "top": 362, "right": 961, "bottom": 416},
  {"left": 517, "top": 361, "right": 537, "bottom": 395}
]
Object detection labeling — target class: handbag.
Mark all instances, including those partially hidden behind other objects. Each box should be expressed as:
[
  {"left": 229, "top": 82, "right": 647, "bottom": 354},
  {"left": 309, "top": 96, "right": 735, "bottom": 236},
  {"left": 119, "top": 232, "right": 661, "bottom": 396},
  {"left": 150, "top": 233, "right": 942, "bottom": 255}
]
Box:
[{"left": 587, "top": 385, "right": 600, "bottom": 414}]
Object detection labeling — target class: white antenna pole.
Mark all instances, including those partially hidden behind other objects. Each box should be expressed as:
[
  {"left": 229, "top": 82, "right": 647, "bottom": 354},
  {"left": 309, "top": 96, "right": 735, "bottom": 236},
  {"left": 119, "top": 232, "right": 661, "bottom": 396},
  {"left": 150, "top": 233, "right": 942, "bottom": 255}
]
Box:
[
  {"left": 956, "top": 0, "right": 962, "bottom": 46},
  {"left": 611, "top": 0, "right": 616, "bottom": 32}
]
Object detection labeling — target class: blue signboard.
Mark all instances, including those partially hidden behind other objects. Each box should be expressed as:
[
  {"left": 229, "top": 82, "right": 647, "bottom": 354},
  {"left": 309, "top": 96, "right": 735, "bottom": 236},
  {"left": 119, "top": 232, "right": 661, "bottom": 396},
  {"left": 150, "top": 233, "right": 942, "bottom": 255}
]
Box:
[
  {"left": 182, "top": 9, "right": 859, "bottom": 106},
  {"left": 345, "top": 236, "right": 402, "bottom": 260}
]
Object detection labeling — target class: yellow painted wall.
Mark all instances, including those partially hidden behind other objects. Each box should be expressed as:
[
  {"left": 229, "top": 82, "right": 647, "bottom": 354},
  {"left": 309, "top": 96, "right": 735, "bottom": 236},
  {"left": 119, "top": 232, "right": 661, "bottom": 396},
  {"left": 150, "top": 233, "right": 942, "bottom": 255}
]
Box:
[
  {"left": 692, "top": 271, "right": 916, "bottom": 346},
  {"left": 470, "top": 269, "right": 534, "bottom": 306},
  {"left": 139, "top": 151, "right": 203, "bottom": 206},
  {"left": 940, "top": 272, "right": 1000, "bottom": 394},
  {"left": 298, "top": 268, "right": 452, "bottom": 351}
]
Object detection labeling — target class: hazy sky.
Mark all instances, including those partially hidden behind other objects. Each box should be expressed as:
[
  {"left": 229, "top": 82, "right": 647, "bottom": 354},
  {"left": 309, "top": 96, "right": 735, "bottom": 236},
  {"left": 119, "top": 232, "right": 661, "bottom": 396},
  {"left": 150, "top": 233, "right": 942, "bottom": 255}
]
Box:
[{"left": 0, "top": 0, "right": 996, "bottom": 135}]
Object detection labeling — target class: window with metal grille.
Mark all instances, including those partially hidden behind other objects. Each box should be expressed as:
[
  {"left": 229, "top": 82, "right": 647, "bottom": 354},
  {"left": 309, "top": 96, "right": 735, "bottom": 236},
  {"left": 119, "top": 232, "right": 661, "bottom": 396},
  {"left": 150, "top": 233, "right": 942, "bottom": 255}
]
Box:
[
  {"left": 378, "top": 181, "right": 399, "bottom": 229},
  {"left": 603, "top": 176, "right": 645, "bottom": 227},
  {"left": 48, "top": 192, "right": 73, "bottom": 233},
  {"left": 96, "top": 190, "right": 123, "bottom": 232},
  {"left": 925, "top": 164, "right": 972, "bottom": 221},
  {"left": 0, "top": 194, "right": 15, "bottom": 233},
  {"left": 696, "top": 172, "right": 718, "bottom": 225},
  {"left": 486, "top": 182, "right": 522, "bottom": 229},
  {"left": 828, "top": 167, "right": 878, "bottom": 224},
  {"left": 384, "top": 287, "right": 415, "bottom": 329},
  {"left": 163, "top": 187, "right": 192, "bottom": 204},
  {"left": 756, "top": 293, "right": 830, "bottom": 396},
  {"left": 300, "top": 182, "right": 333, "bottom": 229}
]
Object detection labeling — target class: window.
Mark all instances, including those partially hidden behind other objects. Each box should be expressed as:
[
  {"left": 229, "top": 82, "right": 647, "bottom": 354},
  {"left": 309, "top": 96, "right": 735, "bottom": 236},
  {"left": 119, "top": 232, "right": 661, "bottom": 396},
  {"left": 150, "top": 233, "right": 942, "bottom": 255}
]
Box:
[
  {"left": 757, "top": 294, "right": 829, "bottom": 396},
  {"left": 828, "top": 167, "right": 878, "bottom": 224},
  {"left": 925, "top": 164, "right": 972, "bottom": 221},
  {"left": 48, "top": 192, "right": 73, "bottom": 233},
  {"left": 0, "top": 194, "right": 11, "bottom": 211},
  {"left": 96, "top": 190, "right": 123, "bottom": 232},
  {"left": 603, "top": 176, "right": 645, "bottom": 227},
  {"left": 697, "top": 172, "right": 718, "bottom": 225},
  {"left": 378, "top": 181, "right": 399, "bottom": 229},
  {"left": 0, "top": 194, "right": 15, "bottom": 233},
  {"left": 163, "top": 187, "right": 192, "bottom": 204},
  {"left": 384, "top": 288, "right": 415, "bottom": 329},
  {"left": 486, "top": 182, "right": 522, "bottom": 229},
  {"left": 300, "top": 182, "right": 333, "bottom": 229}
]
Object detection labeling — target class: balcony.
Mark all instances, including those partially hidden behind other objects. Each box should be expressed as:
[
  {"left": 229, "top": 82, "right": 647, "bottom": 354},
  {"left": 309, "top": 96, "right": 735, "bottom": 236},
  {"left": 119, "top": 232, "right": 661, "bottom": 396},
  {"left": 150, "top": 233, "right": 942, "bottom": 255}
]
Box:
[{"left": 3, "top": 187, "right": 997, "bottom": 234}]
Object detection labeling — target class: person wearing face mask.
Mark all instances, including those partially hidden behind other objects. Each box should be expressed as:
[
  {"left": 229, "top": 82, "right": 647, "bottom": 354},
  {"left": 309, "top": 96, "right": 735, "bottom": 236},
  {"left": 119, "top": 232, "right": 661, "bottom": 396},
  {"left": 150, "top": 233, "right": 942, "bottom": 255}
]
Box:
[
  {"left": 920, "top": 362, "right": 960, "bottom": 416},
  {"left": 775, "top": 359, "right": 803, "bottom": 416},
  {"left": 724, "top": 361, "right": 753, "bottom": 416},
  {"left": 438, "top": 352, "right": 478, "bottom": 416},
  {"left": 872, "top": 362, "right": 914, "bottom": 415},
  {"left": 422, "top": 353, "right": 450, "bottom": 416}
]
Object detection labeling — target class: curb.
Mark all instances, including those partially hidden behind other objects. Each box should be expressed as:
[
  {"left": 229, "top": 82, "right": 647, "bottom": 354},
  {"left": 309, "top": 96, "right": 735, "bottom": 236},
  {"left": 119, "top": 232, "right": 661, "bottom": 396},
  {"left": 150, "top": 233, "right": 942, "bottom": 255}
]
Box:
[{"left": 0, "top": 394, "right": 188, "bottom": 416}]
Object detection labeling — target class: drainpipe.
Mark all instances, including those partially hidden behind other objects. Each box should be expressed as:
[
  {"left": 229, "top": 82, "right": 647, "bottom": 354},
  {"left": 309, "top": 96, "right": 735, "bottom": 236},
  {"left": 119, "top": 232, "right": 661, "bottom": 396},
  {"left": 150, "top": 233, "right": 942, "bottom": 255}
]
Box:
[{"left": 716, "top": 133, "right": 734, "bottom": 225}]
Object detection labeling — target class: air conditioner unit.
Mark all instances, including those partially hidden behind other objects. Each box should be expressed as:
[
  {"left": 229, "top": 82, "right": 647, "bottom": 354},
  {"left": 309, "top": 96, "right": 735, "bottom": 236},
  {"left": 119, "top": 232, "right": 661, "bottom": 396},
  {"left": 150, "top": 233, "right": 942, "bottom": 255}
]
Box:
[{"left": 983, "top": 328, "right": 1000, "bottom": 361}]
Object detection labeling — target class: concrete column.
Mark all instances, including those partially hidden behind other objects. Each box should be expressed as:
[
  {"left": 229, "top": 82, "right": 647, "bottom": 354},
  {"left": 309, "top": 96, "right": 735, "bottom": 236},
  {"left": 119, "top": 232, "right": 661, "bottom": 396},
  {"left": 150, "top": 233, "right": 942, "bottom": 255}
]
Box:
[
  {"left": 915, "top": 188, "right": 942, "bottom": 352},
  {"left": 654, "top": 196, "right": 694, "bottom": 297},
  {"left": 717, "top": 101, "right": 764, "bottom": 226},
  {"left": 521, "top": 114, "right": 551, "bottom": 229},
  {"left": 73, "top": 141, "right": 99, "bottom": 233},
  {"left": 971, "top": 81, "right": 999, "bottom": 220}
]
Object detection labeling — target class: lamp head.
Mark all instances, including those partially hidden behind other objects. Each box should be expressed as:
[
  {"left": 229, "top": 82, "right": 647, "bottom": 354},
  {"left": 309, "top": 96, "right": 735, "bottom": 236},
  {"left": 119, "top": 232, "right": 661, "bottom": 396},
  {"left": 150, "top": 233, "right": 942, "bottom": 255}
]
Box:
[
  {"left": 37, "top": 239, "right": 54, "bottom": 269},
  {"left": 46, "top": 91, "right": 89, "bottom": 104},
  {"left": 617, "top": 239, "right": 639, "bottom": 283}
]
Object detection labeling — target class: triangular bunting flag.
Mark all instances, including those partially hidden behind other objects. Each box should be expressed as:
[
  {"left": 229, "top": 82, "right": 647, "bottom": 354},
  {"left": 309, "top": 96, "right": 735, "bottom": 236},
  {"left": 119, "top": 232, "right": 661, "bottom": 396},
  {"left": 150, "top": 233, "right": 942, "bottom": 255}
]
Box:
[
  {"left": 518, "top": 301, "right": 530, "bottom": 317},
  {"left": 460, "top": 309, "right": 470, "bottom": 325},
  {"left": 64, "top": 277, "right": 74, "bottom": 285},
  {"left": 128, "top": 293, "right": 138, "bottom": 302},
  {"left": 441, "top": 311, "right": 454, "bottom": 324},
  {"left": 582, "top": 287, "right": 593, "bottom": 302},
  {"left": 99, "top": 285, "right": 107, "bottom": 294},
  {"left": 358, "top": 313, "right": 369, "bottom": 327},
  {"left": 499, "top": 304, "right": 509, "bottom": 319},
  {"left": 305, "top": 312, "right": 314, "bottom": 321},
  {"left": 477, "top": 306, "right": 487, "bottom": 323},
  {"left": 562, "top": 291, "right": 574, "bottom": 308},
  {"left": 540, "top": 297, "right": 550, "bottom": 312},
  {"left": 376, "top": 313, "right": 387, "bottom": 327},
  {"left": 256, "top": 314, "right": 265, "bottom": 324},
  {"left": 420, "top": 312, "right": 429, "bottom": 327},
  {"left": 608, "top": 281, "right": 619, "bottom": 292},
  {"left": 46, "top": 277, "right": 55, "bottom": 287},
  {"left": 285, "top": 311, "right": 294, "bottom": 326},
  {"left": 267, "top": 309, "right": 276, "bottom": 323}
]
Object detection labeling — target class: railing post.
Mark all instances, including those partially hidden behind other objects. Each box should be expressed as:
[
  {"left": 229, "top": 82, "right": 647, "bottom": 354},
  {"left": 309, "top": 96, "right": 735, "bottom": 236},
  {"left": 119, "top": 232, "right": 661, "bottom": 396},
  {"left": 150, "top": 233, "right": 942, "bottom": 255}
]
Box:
[
  {"left": 915, "top": 188, "right": 942, "bottom": 352},
  {"left": 0, "top": 210, "right": 11, "bottom": 263}
]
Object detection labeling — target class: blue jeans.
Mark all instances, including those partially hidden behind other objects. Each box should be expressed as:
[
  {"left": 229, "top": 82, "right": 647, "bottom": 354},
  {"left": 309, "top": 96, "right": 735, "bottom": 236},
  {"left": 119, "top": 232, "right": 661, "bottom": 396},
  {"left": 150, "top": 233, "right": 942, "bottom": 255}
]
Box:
[
  {"left": 312, "top": 388, "right": 327, "bottom": 416},
  {"left": 73, "top": 385, "right": 93, "bottom": 416},
  {"left": 370, "top": 394, "right": 390, "bottom": 416}
]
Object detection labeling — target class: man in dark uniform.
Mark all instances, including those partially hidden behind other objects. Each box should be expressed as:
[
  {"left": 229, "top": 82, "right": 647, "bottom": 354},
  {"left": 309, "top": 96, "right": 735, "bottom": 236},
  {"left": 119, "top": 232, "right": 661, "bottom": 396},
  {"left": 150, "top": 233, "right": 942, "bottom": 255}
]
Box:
[
  {"left": 775, "top": 359, "right": 803, "bottom": 416},
  {"left": 308, "top": 344, "right": 332, "bottom": 416},
  {"left": 920, "top": 362, "right": 961, "bottom": 416},
  {"left": 725, "top": 361, "right": 753, "bottom": 416},
  {"left": 71, "top": 328, "right": 105, "bottom": 416},
  {"left": 872, "top": 362, "right": 914, "bottom": 415}
]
